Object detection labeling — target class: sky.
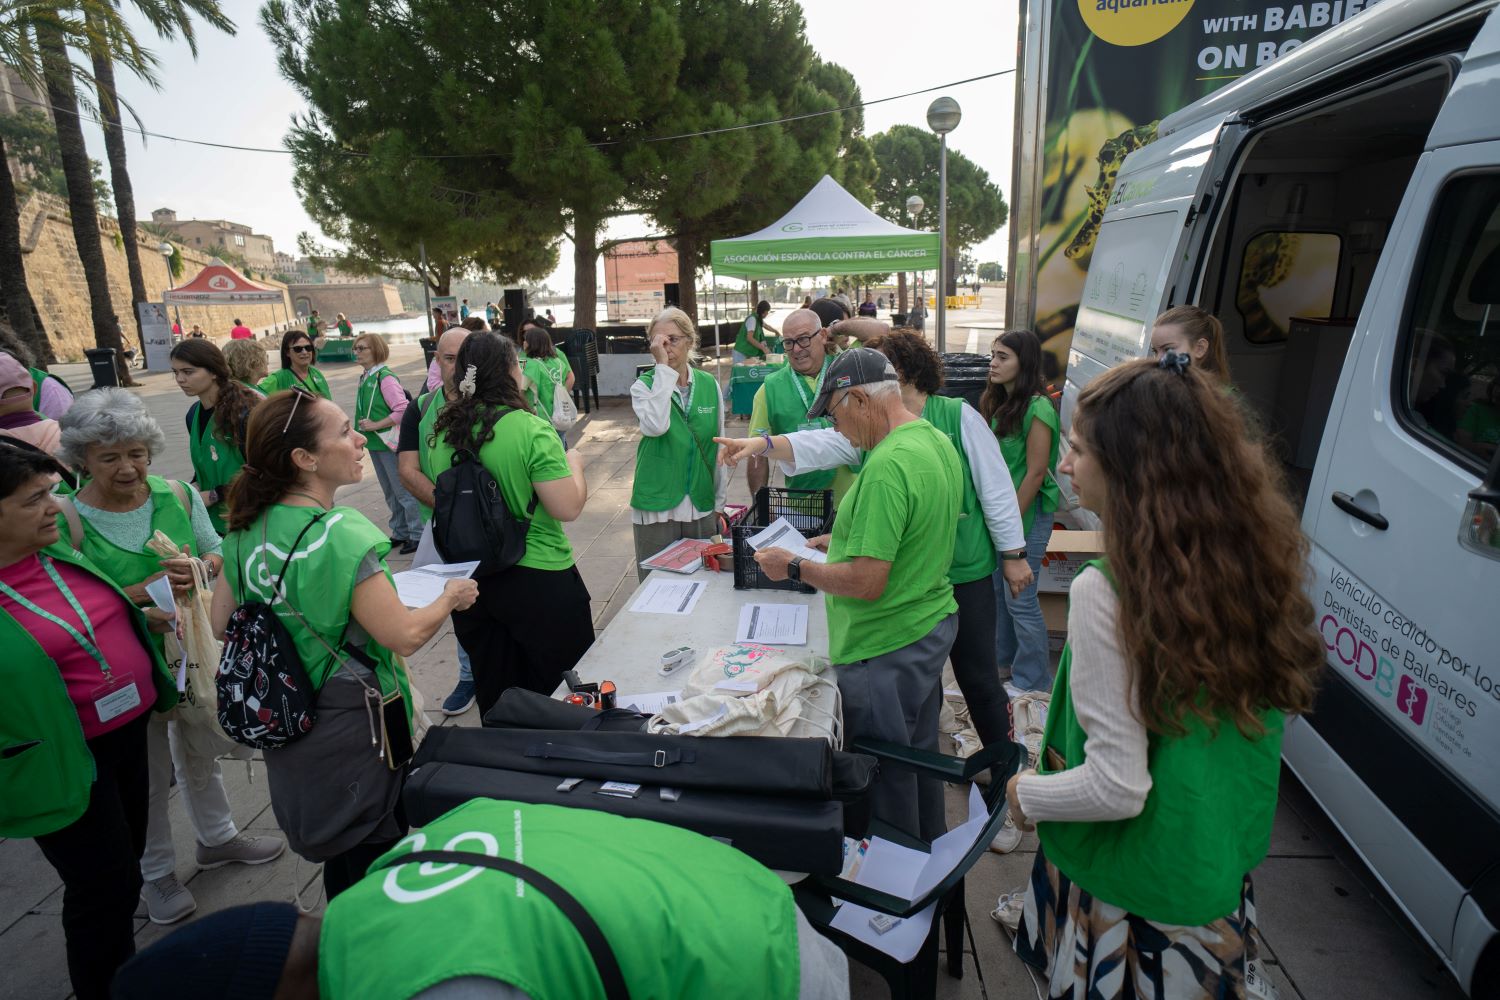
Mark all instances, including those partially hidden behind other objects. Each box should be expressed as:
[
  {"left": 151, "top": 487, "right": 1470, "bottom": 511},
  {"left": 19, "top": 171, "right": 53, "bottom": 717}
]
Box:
[{"left": 77, "top": 0, "right": 1021, "bottom": 291}]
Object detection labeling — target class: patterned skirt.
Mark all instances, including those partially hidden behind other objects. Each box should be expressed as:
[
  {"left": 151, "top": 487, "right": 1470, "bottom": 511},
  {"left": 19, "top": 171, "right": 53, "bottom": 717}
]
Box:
[{"left": 1014, "top": 847, "right": 1265, "bottom": 1000}]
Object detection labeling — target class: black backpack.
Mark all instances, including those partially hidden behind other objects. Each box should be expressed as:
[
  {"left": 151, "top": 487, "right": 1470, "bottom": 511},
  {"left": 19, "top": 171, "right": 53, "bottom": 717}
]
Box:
[
  {"left": 432, "top": 415, "right": 537, "bottom": 577},
  {"left": 216, "top": 513, "right": 327, "bottom": 750}
]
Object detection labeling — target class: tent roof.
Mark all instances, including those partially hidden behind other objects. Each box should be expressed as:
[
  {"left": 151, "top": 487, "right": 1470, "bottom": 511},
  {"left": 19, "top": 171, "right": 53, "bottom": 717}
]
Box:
[
  {"left": 164, "top": 259, "right": 284, "bottom": 303},
  {"left": 710, "top": 175, "right": 940, "bottom": 279}
]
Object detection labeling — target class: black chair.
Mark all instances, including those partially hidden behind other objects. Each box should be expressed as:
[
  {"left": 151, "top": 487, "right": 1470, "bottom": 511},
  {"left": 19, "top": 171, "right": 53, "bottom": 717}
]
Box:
[
  {"left": 793, "top": 738, "right": 1023, "bottom": 1000},
  {"left": 565, "top": 329, "right": 601, "bottom": 414}
]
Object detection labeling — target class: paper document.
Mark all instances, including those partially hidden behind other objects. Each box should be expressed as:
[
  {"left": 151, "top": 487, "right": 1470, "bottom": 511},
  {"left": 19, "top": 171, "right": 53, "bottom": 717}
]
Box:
[
  {"left": 618, "top": 690, "right": 682, "bottom": 715},
  {"left": 735, "top": 603, "right": 808, "bottom": 645},
  {"left": 639, "top": 538, "right": 713, "bottom": 574},
  {"left": 629, "top": 578, "right": 707, "bottom": 616},
  {"left": 391, "top": 561, "right": 481, "bottom": 608},
  {"left": 829, "top": 784, "right": 990, "bottom": 961},
  {"left": 745, "top": 517, "right": 827, "bottom": 564},
  {"left": 409, "top": 523, "right": 440, "bottom": 569},
  {"left": 144, "top": 576, "right": 177, "bottom": 621}
]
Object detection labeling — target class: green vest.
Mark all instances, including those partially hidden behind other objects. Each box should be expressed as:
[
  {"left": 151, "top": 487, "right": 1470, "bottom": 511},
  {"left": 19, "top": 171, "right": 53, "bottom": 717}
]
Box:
[
  {"left": 187, "top": 404, "right": 247, "bottom": 534},
  {"left": 0, "top": 542, "right": 177, "bottom": 838},
  {"left": 1037, "top": 561, "right": 1283, "bottom": 925},
  {"left": 630, "top": 367, "right": 719, "bottom": 513},
  {"left": 319, "top": 799, "right": 801, "bottom": 1000},
  {"left": 921, "top": 395, "right": 995, "bottom": 585},
  {"left": 221, "top": 505, "right": 410, "bottom": 725},
  {"left": 733, "top": 315, "right": 766, "bottom": 359},
  {"left": 762, "top": 358, "right": 838, "bottom": 492},
  {"left": 415, "top": 391, "right": 446, "bottom": 523},
  {"left": 258, "top": 366, "right": 331, "bottom": 400},
  {"left": 356, "top": 365, "right": 398, "bottom": 453}
]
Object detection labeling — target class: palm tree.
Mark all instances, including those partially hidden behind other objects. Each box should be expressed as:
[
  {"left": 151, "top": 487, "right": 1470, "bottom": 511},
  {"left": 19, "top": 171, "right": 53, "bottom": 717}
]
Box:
[
  {"left": 36, "top": 4, "right": 154, "bottom": 382},
  {"left": 89, "top": 0, "right": 234, "bottom": 361}
]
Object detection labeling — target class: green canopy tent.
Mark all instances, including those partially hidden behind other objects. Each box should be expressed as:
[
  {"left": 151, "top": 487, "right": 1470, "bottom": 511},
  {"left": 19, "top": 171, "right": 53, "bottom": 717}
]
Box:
[{"left": 707, "top": 174, "right": 939, "bottom": 374}]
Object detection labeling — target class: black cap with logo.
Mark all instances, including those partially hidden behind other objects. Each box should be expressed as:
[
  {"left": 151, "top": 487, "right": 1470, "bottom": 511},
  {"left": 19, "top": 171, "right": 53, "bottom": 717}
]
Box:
[{"left": 806, "top": 347, "right": 900, "bottom": 419}]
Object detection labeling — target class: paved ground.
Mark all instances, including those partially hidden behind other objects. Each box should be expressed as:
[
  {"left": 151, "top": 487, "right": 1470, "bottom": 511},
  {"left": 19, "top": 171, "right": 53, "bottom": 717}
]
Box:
[{"left": 0, "top": 338, "right": 1470, "bottom": 998}]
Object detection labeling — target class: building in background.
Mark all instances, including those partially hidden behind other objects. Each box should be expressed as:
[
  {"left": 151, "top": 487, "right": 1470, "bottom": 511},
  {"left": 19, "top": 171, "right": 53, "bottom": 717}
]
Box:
[
  {"left": 604, "top": 239, "right": 680, "bottom": 321},
  {"left": 149, "top": 208, "right": 276, "bottom": 270}
]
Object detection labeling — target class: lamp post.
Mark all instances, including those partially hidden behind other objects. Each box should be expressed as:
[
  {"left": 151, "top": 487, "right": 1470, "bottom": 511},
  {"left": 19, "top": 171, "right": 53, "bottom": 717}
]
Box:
[
  {"left": 904, "top": 194, "right": 924, "bottom": 316},
  {"left": 158, "top": 242, "right": 182, "bottom": 336},
  {"left": 927, "top": 96, "right": 961, "bottom": 352}
]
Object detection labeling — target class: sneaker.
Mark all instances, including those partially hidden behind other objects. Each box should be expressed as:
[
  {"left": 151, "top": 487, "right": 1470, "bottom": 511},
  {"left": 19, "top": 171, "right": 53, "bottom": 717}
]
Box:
[
  {"left": 195, "top": 833, "right": 286, "bottom": 870},
  {"left": 988, "top": 816, "right": 1023, "bottom": 854},
  {"left": 399, "top": 539, "right": 420, "bottom": 555},
  {"left": 442, "top": 679, "right": 476, "bottom": 716},
  {"left": 389, "top": 535, "right": 403, "bottom": 545},
  {"left": 990, "top": 888, "right": 1026, "bottom": 933},
  {"left": 140, "top": 874, "right": 197, "bottom": 925}
]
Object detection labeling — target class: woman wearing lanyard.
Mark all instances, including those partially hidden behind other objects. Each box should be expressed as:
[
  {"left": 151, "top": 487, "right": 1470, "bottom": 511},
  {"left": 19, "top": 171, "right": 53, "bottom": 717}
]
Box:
[
  {"left": 53, "top": 390, "right": 284, "bottom": 926},
  {"left": 982, "top": 329, "right": 1061, "bottom": 694},
  {"left": 258, "top": 331, "right": 332, "bottom": 399},
  {"left": 631, "top": 307, "right": 725, "bottom": 581},
  {"left": 210, "top": 388, "right": 478, "bottom": 899},
  {"left": 352, "top": 334, "right": 422, "bottom": 554},
  {"left": 428, "top": 333, "right": 591, "bottom": 715},
  {"left": 0, "top": 442, "right": 178, "bottom": 1000},
  {"left": 170, "top": 339, "right": 264, "bottom": 534}
]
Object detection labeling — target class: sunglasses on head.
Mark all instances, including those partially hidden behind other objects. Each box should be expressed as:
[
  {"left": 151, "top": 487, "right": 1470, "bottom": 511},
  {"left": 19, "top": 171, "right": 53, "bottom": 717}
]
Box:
[
  {"left": 282, "top": 385, "right": 315, "bottom": 435},
  {"left": 289, "top": 344, "right": 315, "bottom": 355}
]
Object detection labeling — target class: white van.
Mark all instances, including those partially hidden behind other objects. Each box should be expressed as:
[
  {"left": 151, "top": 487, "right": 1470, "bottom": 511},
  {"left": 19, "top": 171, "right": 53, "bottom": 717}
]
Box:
[{"left": 1059, "top": 0, "right": 1500, "bottom": 993}]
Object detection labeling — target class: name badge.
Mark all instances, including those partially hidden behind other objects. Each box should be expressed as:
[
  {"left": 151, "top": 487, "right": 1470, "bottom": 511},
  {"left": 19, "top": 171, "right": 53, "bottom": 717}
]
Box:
[{"left": 92, "top": 675, "right": 142, "bottom": 725}]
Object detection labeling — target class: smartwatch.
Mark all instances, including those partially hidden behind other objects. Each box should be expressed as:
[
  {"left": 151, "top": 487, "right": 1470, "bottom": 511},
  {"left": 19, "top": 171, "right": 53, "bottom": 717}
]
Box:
[
  {"left": 1000, "top": 549, "right": 1027, "bottom": 561},
  {"left": 787, "top": 556, "right": 804, "bottom": 583}
]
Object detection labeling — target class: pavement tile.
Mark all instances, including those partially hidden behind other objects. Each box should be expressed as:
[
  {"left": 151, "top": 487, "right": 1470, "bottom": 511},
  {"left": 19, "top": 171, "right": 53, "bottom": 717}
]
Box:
[
  {"left": 0, "top": 837, "right": 59, "bottom": 930},
  {"left": 0, "top": 914, "right": 72, "bottom": 999},
  {"left": 575, "top": 554, "right": 636, "bottom": 598}
]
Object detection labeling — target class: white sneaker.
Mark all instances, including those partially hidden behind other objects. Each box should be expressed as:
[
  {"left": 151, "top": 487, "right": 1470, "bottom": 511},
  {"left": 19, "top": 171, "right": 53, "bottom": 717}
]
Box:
[
  {"left": 990, "top": 888, "right": 1026, "bottom": 932},
  {"left": 140, "top": 873, "right": 197, "bottom": 925},
  {"left": 988, "top": 817, "right": 1023, "bottom": 854}
]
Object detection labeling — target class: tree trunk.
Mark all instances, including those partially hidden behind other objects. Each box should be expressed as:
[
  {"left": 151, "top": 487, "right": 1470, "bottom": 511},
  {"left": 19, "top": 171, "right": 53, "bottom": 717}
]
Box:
[
  {"left": 897, "top": 272, "right": 908, "bottom": 314},
  {"left": 89, "top": 38, "right": 149, "bottom": 363},
  {"left": 675, "top": 231, "right": 699, "bottom": 323},
  {"left": 38, "top": 26, "right": 133, "bottom": 385},
  {"left": 0, "top": 134, "right": 51, "bottom": 364},
  {"left": 572, "top": 205, "right": 598, "bottom": 330},
  {"left": 749, "top": 279, "right": 758, "bottom": 308},
  {"left": 431, "top": 262, "right": 451, "bottom": 297}
]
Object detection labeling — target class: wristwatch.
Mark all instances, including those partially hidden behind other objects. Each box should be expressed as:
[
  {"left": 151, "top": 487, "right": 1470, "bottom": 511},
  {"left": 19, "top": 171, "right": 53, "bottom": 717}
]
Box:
[
  {"left": 787, "top": 556, "right": 804, "bottom": 583},
  {"left": 1000, "top": 549, "right": 1027, "bottom": 561}
]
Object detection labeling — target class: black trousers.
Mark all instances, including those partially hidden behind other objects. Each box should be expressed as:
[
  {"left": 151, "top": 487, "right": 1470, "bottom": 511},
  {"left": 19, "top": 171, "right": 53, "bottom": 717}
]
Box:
[
  {"left": 453, "top": 563, "right": 595, "bottom": 716},
  {"left": 33, "top": 712, "right": 151, "bottom": 1000},
  {"left": 950, "top": 576, "right": 1012, "bottom": 748},
  {"left": 322, "top": 835, "right": 402, "bottom": 900}
]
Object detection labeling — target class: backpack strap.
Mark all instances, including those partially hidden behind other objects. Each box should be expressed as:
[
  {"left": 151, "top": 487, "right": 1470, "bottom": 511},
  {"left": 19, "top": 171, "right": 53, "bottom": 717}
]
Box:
[
  {"left": 53, "top": 493, "right": 83, "bottom": 551},
  {"left": 372, "top": 850, "right": 630, "bottom": 1000},
  {"left": 167, "top": 479, "right": 192, "bottom": 520}
]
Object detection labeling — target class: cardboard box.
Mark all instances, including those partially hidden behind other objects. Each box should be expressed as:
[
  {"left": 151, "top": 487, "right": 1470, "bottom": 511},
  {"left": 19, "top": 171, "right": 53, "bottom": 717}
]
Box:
[
  {"left": 1040, "top": 592, "right": 1068, "bottom": 654},
  {"left": 1037, "top": 529, "right": 1106, "bottom": 594}
]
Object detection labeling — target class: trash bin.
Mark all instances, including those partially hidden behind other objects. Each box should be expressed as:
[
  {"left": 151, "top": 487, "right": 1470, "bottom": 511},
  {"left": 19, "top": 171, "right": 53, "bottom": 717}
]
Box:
[
  {"left": 937, "top": 352, "right": 989, "bottom": 409},
  {"left": 83, "top": 347, "right": 120, "bottom": 389},
  {"left": 419, "top": 337, "right": 437, "bottom": 369},
  {"left": 890, "top": 312, "right": 908, "bottom": 327}
]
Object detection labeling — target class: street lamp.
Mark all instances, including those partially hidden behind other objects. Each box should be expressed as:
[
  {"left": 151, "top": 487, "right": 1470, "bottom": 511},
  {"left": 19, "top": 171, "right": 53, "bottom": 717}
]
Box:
[
  {"left": 905, "top": 195, "right": 924, "bottom": 314},
  {"left": 158, "top": 242, "right": 182, "bottom": 336},
  {"left": 927, "top": 96, "right": 961, "bottom": 352}
]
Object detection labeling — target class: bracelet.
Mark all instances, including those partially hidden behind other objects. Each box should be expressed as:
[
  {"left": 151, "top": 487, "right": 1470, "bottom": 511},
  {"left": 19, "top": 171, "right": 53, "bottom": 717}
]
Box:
[
  {"left": 1000, "top": 549, "right": 1028, "bottom": 561},
  {"left": 757, "top": 430, "right": 774, "bottom": 457}
]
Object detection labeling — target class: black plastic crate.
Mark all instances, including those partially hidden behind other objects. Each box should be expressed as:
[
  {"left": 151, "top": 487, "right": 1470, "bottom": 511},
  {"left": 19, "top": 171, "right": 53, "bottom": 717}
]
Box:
[{"left": 732, "top": 487, "right": 835, "bottom": 593}]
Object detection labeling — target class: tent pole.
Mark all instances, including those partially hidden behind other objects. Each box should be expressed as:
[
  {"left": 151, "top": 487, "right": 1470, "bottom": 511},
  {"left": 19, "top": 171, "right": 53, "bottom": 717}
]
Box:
[{"left": 712, "top": 266, "right": 722, "bottom": 393}]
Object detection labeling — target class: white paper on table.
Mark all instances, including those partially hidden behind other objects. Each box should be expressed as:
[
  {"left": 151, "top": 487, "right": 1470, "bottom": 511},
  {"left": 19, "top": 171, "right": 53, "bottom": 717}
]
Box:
[
  {"left": 827, "top": 784, "right": 990, "bottom": 962},
  {"left": 618, "top": 690, "right": 682, "bottom": 715},
  {"left": 144, "top": 575, "right": 177, "bottom": 621},
  {"left": 629, "top": 577, "right": 707, "bottom": 616},
  {"left": 391, "top": 561, "right": 481, "bottom": 608},
  {"left": 409, "top": 523, "right": 440, "bottom": 569},
  {"left": 735, "top": 603, "right": 808, "bottom": 645},
  {"left": 744, "top": 516, "right": 828, "bottom": 564}
]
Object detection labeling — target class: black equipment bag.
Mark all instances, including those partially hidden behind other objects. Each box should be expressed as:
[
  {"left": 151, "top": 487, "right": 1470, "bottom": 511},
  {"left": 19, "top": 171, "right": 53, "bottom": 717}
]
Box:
[
  {"left": 431, "top": 416, "right": 538, "bottom": 576},
  {"left": 403, "top": 761, "right": 845, "bottom": 875},
  {"left": 415, "top": 725, "right": 835, "bottom": 799},
  {"left": 482, "top": 687, "right": 653, "bottom": 732}
]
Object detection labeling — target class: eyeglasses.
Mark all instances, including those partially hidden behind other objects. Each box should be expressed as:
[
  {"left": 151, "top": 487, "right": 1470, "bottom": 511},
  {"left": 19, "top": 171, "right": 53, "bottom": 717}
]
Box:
[
  {"left": 784, "top": 333, "right": 820, "bottom": 351},
  {"left": 282, "top": 385, "right": 314, "bottom": 435},
  {"left": 827, "top": 391, "right": 853, "bottom": 426},
  {"left": 289, "top": 344, "right": 315, "bottom": 355}
]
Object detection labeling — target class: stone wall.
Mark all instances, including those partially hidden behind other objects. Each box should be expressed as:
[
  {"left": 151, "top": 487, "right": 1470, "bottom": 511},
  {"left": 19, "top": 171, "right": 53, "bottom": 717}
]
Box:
[
  {"left": 18, "top": 192, "right": 295, "bottom": 361},
  {"left": 287, "top": 282, "right": 405, "bottom": 323}
]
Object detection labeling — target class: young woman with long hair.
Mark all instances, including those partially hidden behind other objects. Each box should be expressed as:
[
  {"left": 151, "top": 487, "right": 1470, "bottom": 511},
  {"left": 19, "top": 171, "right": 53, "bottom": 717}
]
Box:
[
  {"left": 1149, "top": 305, "right": 1231, "bottom": 383},
  {"left": 169, "top": 339, "right": 264, "bottom": 534},
  {"left": 258, "top": 331, "right": 331, "bottom": 399},
  {"left": 520, "top": 325, "right": 575, "bottom": 446},
  {"left": 428, "top": 332, "right": 592, "bottom": 715},
  {"left": 1006, "top": 352, "right": 1323, "bottom": 999},
  {"left": 980, "top": 329, "right": 1060, "bottom": 693},
  {"left": 209, "top": 390, "right": 478, "bottom": 899}
]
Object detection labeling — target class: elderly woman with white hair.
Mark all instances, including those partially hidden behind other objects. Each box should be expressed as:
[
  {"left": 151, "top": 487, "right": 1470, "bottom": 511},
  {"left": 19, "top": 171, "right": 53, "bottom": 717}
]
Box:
[
  {"left": 54, "top": 389, "right": 284, "bottom": 927},
  {"left": 630, "top": 307, "right": 726, "bottom": 581}
]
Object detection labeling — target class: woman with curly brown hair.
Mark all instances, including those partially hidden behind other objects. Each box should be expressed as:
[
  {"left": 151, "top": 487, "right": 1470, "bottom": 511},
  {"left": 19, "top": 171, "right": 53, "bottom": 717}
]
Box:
[{"left": 1004, "top": 352, "right": 1323, "bottom": 999}]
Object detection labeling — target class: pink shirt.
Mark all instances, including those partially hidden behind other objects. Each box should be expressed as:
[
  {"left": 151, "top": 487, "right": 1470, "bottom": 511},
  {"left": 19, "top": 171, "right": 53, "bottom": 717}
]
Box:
[
  {"left": 230, "top": 325, "right": 254, "bottom": 340},
  {"left": 425, "top": 358, "right": 442, "bottom": 393},
  {"left": 0, "top": 556, "right": 155, "bottom": 738}
]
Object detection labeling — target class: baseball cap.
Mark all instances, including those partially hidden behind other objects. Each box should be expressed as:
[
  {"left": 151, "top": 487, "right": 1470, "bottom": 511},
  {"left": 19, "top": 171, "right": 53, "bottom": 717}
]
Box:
[
  {"left": 806, "top": 347, "right": 899, "bottom": 419},
  {"left": 0, "top": 352, "right": 32, "bottom": 397}
]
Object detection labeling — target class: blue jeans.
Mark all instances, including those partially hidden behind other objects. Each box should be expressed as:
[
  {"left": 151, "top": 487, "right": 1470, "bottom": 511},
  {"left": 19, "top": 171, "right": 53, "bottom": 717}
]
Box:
[
  {"left": 456, "top": 640, "right": 473, "bottom": 684},
  {"left": 994, "top": 500, "right": 1054, "bottom": 692},
  {"left": 370, "top": 448, "right": 422, "bottom": 543}
]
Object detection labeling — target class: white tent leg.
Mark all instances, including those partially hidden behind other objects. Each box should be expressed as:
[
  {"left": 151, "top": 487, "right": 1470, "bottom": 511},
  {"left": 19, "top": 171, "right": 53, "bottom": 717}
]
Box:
[{"left": 712, "top": 266, "right": 723, "bottom": 394}]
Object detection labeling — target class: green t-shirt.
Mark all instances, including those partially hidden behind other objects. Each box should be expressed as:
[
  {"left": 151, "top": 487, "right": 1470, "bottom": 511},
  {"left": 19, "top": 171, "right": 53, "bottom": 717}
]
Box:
[
  {"left": 824, "top": 419, "right": 961, "bottom": 664},
  {"left": 258, "top": 366, "right": 332, "bottom": 400},
  {"left": 993, "top": 394, "right": 1061, "bottom": 534},
  {"left": 522, "top": 354, "right": 570, "bottom": 420},
  {"left": 426, "top": 409, "right": 576, "bottom": 571}
]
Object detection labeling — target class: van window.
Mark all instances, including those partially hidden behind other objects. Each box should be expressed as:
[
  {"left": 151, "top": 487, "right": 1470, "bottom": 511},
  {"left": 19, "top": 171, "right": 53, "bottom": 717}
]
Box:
[
  {"left": 1236, "top": 231, "right": 1342, "bottom": 343},
  {"left": 1401, "top": 175, "right": 1500, "bottom": 472}
]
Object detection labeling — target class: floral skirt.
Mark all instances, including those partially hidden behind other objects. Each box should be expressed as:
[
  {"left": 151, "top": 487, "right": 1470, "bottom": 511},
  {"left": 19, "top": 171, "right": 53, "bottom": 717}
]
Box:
[{"left": 1015, "top": 847, "right": 1266, "bottom": 1000}]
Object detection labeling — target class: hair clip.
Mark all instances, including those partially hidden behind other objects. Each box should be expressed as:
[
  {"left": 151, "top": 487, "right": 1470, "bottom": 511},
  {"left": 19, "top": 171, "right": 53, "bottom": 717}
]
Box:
[
  {"left": 458, "top": 364, "right": 478, "bottom": 398},
  {"left": 1157, "top": 350, "right": 1191, "bottom": 375}
]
